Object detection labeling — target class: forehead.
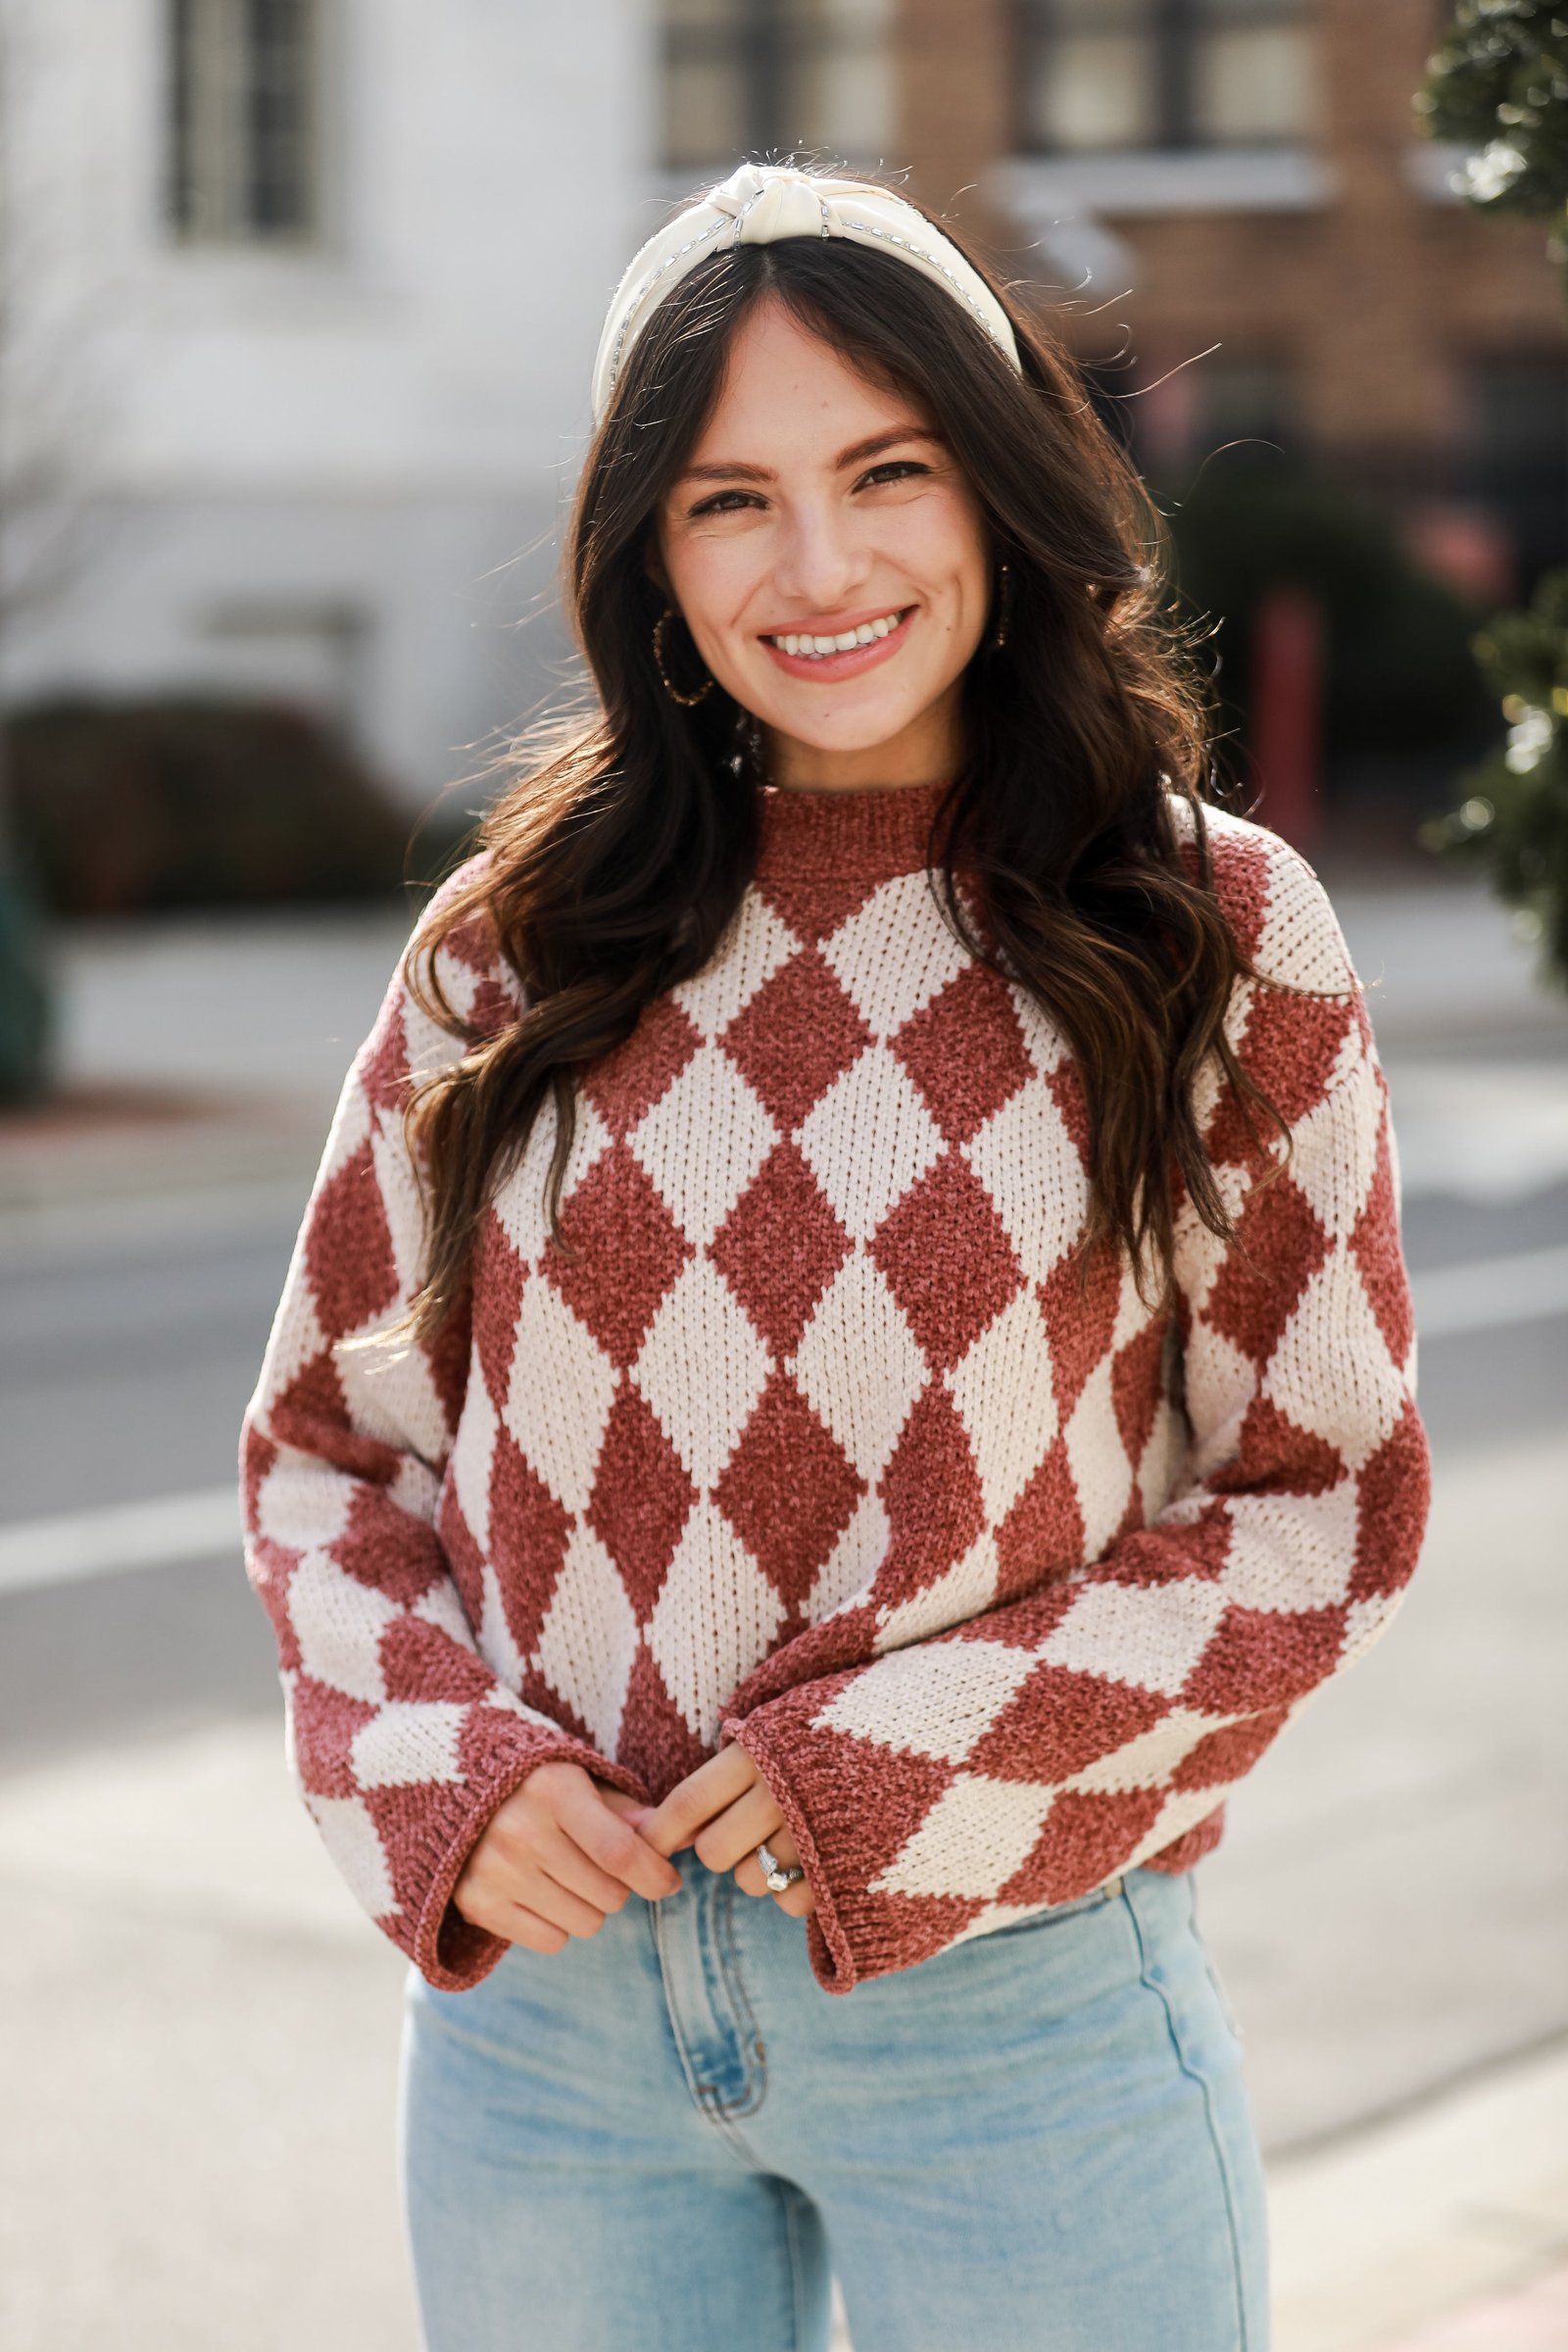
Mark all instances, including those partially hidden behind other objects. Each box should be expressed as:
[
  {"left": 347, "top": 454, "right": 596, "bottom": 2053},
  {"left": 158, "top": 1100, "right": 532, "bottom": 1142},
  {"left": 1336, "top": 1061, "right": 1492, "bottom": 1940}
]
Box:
[{"left": 685, "top": 296, "right": 928, "bottom": 461}]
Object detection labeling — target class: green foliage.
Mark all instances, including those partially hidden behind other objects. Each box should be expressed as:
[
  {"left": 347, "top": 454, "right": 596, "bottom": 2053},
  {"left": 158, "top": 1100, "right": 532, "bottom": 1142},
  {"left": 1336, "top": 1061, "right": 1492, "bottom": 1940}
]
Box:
[
  {"left": 1419, "top": 565, "right": 1568, "bottom": 988},
  {"left": 4, "top": 696, "right": 473, "bottom": 916},
  {"left": 0, "top": 863, "right": 52, "bottom": 1105},
  {"left": 1158, "top": 454, "right": 1495, "bottom": 763},
  {"left": 1416, "top": 3, "right": 1568, "bottom": 983},
  {"left": 1417, "top": 1, "right": 1568, "bottom": 287}
]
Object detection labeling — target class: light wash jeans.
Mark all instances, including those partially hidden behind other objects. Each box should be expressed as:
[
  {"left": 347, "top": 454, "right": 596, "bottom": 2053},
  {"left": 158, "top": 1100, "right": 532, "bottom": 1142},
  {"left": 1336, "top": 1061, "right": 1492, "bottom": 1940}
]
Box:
[{"left": 398, "top": 1847, "right": 1269, "bottom": 2351}]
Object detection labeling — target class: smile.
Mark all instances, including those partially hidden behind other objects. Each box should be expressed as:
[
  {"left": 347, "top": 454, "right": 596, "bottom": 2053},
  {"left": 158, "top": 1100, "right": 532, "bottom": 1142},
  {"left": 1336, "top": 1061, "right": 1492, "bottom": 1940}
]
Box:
[{"left": 759, "top": 606, "right": 914, "bottom": 680}]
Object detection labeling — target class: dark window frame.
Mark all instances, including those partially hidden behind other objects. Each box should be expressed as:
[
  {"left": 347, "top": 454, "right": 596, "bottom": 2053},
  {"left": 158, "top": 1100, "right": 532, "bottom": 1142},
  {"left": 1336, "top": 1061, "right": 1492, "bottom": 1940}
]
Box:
[
  {"left": 168, "top": 0, "right": 319, "bottom": 246},
  {"left": 664, "top": 0, "right": 789, "bottom": 165},
  {"left": 1012, "top": 0, "right": 1309, "bottom": 159},
  {"left": 660, "top": 0, "right": 890, "bottom": 174}
]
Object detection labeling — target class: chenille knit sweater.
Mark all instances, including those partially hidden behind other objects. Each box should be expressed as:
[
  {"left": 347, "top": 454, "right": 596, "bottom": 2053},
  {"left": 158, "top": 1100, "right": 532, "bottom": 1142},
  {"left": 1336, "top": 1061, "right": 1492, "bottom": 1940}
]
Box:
[{"left": 239, "top": 777, "right": 1432, "bottom": 1996}]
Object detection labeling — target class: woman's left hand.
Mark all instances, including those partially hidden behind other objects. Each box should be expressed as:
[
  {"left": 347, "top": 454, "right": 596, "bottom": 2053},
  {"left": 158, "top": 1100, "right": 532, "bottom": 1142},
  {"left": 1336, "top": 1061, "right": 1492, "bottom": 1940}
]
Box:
[{"left": 637, "top": 1743, "right": 815, "bottom": 1917}]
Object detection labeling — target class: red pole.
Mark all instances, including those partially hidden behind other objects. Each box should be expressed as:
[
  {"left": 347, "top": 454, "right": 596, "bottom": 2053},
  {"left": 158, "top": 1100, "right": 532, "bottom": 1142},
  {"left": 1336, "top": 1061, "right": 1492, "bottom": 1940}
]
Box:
[{"left": 1250, "top": 585, "right": 1324, "bottom": 854}]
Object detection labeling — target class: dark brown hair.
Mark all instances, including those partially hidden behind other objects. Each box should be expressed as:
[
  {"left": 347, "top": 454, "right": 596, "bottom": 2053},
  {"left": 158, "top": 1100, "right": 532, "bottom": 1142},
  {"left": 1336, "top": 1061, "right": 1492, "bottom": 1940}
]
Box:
[{"left": 392, "top": 185, "right": 1293, "bottom": 1348}]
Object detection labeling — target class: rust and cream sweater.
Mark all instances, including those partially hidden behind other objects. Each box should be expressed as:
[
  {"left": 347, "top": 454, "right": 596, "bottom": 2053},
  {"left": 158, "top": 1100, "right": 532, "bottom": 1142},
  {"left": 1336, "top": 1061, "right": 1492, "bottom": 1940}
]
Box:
[{"left": 239, "top": 778, "right": 1432, "bottom": 1994}]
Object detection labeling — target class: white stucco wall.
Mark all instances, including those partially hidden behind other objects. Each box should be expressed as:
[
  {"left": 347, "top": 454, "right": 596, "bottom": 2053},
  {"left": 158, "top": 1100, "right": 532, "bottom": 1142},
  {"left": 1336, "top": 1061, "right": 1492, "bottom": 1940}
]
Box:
[{"left": 0, "top": 0, "right": 662, "bottom": 804}]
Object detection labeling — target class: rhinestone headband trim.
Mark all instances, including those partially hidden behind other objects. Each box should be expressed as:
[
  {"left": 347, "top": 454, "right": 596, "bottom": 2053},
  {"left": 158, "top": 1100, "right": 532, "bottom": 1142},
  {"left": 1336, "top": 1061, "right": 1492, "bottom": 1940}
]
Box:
[{"left": 591, "top": 165, "right": 1023, "bottom": 425}]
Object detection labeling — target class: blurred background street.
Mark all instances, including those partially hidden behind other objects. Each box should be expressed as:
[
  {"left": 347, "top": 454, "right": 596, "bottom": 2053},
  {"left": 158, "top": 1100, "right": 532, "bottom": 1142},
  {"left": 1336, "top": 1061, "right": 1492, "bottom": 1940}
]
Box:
[{"left": 1, "top": 0, "right": 1566, "bottom": 2346}]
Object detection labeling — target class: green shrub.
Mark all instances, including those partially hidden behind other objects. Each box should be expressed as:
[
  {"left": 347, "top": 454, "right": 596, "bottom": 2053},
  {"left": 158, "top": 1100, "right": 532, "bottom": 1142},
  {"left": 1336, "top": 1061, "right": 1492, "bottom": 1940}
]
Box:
[
  {"left": 1157, "top": 454, "right": 1498, "bottom": 780},
  {"left": 4, "top": 696, "right": 476, "bottom": 916},
  {"left": 1419, "top": 565, "right": 1568, "bottom": 990},
  {"left": 0, "top": 865, "right": 52, "bottom": 1104}
]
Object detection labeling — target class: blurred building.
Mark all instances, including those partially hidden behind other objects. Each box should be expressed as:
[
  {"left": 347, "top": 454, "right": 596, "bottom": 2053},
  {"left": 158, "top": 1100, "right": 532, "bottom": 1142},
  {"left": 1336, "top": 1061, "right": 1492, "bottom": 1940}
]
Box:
[
  {"left": 662, "top": 0, "right": 1566, "bottom": 598},
  {"left": 0, "top": 0, "right": 656, "bottom": 809},
  {"left": 0, "top": 0, "right": 1563, "bottom": 808}
]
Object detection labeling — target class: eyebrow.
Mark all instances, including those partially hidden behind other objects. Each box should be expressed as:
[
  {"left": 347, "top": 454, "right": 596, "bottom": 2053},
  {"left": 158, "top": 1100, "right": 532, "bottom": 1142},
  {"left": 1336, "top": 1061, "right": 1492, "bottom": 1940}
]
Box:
[{"left": 674, "top": 426, "right": 944, "bottom": 487}]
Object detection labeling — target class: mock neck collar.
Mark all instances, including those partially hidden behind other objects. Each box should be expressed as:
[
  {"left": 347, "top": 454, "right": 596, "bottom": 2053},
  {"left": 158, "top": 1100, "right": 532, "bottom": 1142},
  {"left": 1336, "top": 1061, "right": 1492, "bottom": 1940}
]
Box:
[{"left": 754, "top": 777, "right": 954, "bottom": 882}]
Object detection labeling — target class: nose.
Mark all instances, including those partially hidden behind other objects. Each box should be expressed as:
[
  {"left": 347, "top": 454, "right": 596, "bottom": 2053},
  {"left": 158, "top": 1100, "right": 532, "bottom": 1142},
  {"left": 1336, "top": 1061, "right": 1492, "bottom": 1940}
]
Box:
[{"left": 769, "top": 496, "right": 872, "bottom": 615}]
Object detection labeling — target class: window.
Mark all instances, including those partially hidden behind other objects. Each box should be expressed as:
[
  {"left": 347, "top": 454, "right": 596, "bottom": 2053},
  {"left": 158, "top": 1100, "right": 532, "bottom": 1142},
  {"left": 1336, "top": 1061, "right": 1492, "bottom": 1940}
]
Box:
[
  {"left": 662, "top": 0, "right": 893, "bottom": 174},
  {"left": 169, "top": 0, "right": 318, "bottom": 242},
  {"left": 1018, "top": 0, "right": 1316, "bottom": 156}
]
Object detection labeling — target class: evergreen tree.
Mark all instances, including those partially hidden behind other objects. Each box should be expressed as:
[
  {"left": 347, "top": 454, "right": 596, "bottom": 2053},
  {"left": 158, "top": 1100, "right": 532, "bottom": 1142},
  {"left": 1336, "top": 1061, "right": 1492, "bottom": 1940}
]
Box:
[{"left": 1416, "top": 2, "right": 1568, "bottom": 988}]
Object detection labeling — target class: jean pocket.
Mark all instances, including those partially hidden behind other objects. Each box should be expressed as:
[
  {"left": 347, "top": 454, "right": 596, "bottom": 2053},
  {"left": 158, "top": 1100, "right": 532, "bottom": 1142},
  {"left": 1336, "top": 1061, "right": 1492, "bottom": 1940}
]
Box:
[{"left": 975, "top": 1876, "right": 1125, "bottom": 1944}]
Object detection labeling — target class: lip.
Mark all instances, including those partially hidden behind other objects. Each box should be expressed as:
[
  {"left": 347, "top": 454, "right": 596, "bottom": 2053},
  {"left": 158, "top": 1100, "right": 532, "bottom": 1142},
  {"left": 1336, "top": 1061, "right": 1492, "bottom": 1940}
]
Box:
[{"left": 759, "top": 605, "right": 915, "bottom": 684}]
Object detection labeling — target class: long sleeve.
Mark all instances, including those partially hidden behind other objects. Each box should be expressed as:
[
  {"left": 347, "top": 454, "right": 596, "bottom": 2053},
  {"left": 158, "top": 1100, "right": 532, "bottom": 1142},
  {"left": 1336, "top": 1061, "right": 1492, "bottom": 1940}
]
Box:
[
  {"left": 238, "top": 857, "right": 648, "bottom": 1991},
  {"left": 722, "top": 846, "right": 1433, "bottom": 1994}
]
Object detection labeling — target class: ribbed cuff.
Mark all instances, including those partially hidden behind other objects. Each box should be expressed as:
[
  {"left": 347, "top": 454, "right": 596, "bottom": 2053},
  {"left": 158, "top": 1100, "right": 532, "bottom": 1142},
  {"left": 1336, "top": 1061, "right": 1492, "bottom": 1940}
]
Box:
[
  {"left": 406, "top": 1735, "right": 653, "bottom": 1992},
  {"left": 722, "top": 1710, "right": 863, "bottom": 1993}
]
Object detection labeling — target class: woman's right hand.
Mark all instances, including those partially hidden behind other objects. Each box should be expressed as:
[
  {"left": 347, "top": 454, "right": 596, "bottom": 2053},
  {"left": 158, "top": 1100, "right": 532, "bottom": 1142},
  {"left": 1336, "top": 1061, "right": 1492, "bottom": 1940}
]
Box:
[{"left": 452, "top": 1760, "right": 683, "bottom": 1952}]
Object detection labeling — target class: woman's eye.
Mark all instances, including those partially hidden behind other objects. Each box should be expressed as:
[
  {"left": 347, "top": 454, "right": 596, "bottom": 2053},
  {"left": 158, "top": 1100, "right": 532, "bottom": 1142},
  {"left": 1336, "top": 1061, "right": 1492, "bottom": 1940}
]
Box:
[
  {"left": 858, "top": 462, "right": 930, "bottom": 489},
  {"left": 689, "top": 489, "right": 760, "bottom": 516}
]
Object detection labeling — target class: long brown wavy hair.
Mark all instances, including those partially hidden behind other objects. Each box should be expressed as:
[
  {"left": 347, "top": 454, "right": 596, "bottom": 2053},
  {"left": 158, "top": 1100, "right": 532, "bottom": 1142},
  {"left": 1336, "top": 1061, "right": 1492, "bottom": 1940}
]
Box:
[{"left": 392, "top": 184, "right": 1294, "bottom": 1350}]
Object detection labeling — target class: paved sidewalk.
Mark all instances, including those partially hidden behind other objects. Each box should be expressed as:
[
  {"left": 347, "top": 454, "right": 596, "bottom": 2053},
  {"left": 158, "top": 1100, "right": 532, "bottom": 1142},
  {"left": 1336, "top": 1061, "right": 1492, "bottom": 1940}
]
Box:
[
  {"left": 2, "top": 903, "right": 412, "bottom": 1209},
  {"left": 1382, "top": 2263, "right": 1568, "bottom": 2350},
  {"left": 0, "top": 1707, "right": 1563, "bottom": 2352},
  {"left": 1268, "top": 2046, "right": 1568, "bottom": 2351}
]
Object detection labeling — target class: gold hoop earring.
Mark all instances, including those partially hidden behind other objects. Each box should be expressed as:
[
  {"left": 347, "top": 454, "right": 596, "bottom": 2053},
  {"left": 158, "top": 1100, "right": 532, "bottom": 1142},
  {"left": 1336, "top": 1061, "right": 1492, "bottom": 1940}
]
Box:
[
  {"left": 653, "top": 606, "right": 713, "bottom": 706},
  {"left": 990, "top": 563, "right": 1011, "bottom": 652}
]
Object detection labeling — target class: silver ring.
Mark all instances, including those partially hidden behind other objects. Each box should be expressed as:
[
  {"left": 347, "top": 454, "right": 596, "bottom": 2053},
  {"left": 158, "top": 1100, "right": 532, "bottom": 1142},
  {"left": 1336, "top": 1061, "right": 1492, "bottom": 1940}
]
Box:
[{"left": 756, "top": 1838, "right": 805, "bottom": 1893}]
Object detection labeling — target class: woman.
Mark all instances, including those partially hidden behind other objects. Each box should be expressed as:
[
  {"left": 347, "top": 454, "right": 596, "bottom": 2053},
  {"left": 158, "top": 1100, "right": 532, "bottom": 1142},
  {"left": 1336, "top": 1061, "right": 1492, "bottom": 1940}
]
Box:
[{"left": 239, "top": 163, "right": 1432, "bottom": 2352}]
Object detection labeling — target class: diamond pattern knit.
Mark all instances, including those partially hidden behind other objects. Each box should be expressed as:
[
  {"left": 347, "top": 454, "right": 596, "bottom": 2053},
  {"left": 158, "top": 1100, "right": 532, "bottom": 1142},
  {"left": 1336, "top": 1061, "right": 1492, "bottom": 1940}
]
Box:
[{"left": 239, "top": 778, "right": 1432, "bottom": 1994}]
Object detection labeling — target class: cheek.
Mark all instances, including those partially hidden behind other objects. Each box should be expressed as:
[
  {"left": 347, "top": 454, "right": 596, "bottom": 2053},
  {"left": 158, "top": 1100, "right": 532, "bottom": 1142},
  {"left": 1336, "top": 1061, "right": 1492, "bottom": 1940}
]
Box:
[
  {"left": 887, "top": 497, "right": 989, "bottom": 612},
  {"left": 662, "top": 535, "right": 760, "bottom": 641}
]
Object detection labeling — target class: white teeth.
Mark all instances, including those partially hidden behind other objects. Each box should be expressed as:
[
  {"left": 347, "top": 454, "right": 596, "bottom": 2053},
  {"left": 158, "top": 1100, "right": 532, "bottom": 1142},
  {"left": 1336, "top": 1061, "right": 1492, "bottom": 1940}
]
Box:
[{"left": 768, "top": 610, "right": 906, "bottom": 656}]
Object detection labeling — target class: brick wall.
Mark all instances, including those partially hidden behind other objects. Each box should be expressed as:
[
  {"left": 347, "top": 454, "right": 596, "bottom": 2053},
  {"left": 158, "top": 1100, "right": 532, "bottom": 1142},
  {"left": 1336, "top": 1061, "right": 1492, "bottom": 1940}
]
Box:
[{"left": 895, "top": 0, "right": 1565, "bottom": 478}]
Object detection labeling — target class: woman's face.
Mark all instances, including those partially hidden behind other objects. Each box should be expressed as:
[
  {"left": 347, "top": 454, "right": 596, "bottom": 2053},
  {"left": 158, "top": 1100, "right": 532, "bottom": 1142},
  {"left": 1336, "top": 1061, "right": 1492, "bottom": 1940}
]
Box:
[{"left": 652, "top": 294, "right": 992, "bottom": 793}]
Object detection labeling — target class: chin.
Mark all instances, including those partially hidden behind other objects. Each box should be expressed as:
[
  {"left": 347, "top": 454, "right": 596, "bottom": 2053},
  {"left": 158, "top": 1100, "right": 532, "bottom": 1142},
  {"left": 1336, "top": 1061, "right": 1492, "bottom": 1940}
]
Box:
[{"left": 757, "top": 691, "right": 930, "bottom": 756}]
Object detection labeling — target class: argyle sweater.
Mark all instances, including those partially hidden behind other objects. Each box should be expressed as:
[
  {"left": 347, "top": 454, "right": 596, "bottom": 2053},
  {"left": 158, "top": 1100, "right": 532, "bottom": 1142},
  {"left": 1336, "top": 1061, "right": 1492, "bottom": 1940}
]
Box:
[{"left": 239, "top": 777, "right": 1432, "bottom": 1995}]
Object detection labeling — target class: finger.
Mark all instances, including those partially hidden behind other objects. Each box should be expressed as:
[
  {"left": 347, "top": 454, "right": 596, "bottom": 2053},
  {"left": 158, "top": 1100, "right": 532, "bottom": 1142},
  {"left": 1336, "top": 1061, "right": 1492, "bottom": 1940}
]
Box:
[
  {"left": 559, "top": 1782, "right": 682, "bottom": 1901},
  {"left": 693, "top": 1782, "right": 783, "bottom": 1877},
  {"left": 640, "top": 1754, "right": 751, "bottom": 1856},
  {"left": 453, "top": 1873, "right": 571, "bottom": 1951},
  {"left": 597, "top": 1785, "right": 656, "bottom": 1831},
  {"left": 507, "top": 1904, "right": 570, "bottom": 1955},
  {"left": 640, "top": 1745, "right": 759, "bottom": 1857},
  {"left": 520, "top": 1868, "right": 615, "bottom": 1940},
  {"left": 734, "top": 1817, "right": 800, "bottom": 1897},
  {"left": 536, "top": 1826, "right": 635, "bottom": 1917}
]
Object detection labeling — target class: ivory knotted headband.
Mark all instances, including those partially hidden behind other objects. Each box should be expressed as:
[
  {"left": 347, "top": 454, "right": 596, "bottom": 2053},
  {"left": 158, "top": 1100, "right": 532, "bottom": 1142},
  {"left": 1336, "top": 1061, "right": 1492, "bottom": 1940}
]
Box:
[{"left": 590, "top": 162, "right": 1024, "bottom": 426}]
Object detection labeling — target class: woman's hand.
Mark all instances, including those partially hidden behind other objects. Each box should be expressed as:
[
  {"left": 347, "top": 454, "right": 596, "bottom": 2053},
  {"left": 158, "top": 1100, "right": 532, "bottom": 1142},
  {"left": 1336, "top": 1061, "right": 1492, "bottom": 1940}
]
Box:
[
  {"left": 639, "top": 1743, "right": 816, "bottom": 1919},
  {"left": 453, "top": 1760, "right": 682, "bottom": 1953}
]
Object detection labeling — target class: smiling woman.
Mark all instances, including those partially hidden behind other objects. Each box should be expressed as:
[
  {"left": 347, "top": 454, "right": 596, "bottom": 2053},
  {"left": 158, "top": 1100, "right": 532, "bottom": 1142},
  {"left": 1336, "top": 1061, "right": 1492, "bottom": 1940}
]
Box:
[
  {"left": 239, "top": 162, "right": 1431, "bottom": 2352},
  {"left": 652, "top": 318, "right": 990, "bottom": 777}
]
